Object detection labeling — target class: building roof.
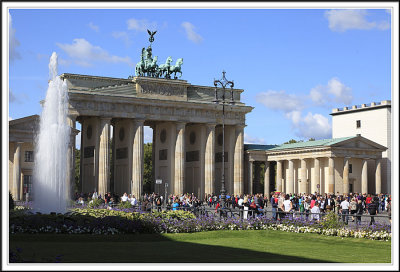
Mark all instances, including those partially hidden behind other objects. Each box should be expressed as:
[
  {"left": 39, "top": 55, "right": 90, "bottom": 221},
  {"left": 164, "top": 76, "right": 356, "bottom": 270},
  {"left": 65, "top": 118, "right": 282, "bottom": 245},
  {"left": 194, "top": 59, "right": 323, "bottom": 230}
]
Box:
[
  {"left": 244, "top": 144, "right": 277, "bottom": 151},
  {"left": 266, "top": 136, "right": 356, "bottom": 151}
]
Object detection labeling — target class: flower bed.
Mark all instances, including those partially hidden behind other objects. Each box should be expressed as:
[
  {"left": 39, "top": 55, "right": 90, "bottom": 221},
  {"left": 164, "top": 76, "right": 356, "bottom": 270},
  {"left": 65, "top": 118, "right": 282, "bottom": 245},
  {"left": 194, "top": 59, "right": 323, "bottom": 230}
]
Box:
[{"left": 9, "top": 208, "right": 391, "bottom": 241}]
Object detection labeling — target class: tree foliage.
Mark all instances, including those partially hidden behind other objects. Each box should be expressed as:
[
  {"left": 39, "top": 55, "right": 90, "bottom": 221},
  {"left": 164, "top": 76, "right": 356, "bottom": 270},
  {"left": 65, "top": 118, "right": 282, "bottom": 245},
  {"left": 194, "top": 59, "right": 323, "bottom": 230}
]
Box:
[{"left": 143, "top": 143, "right": 153, "bottom": 194}]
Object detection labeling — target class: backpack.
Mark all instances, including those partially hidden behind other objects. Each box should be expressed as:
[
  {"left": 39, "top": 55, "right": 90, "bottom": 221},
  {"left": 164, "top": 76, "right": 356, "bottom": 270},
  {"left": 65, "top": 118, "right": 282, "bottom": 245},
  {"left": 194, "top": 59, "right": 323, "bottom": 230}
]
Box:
[
  {"left": 157, "top": 198, "right": 161, "bottom": 205},
  {"left": 350, "top": 201, "right": 357, "bottom": 211}
]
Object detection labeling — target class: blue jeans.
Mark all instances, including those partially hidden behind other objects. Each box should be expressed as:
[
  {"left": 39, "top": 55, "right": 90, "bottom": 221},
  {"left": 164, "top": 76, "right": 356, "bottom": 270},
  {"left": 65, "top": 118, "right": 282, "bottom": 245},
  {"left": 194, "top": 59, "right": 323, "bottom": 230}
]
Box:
[
  {"left": 272, "top": 207, "right": 277, "bottom": 220},
  {"left": 342, "top": 209, "right": 349, "bottom": 224}
]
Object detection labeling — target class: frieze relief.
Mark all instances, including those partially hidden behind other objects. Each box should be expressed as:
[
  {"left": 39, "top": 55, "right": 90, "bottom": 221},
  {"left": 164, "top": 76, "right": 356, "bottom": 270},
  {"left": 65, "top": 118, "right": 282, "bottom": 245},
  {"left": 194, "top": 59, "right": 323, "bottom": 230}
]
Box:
[
  {"left": 138, "top": 82, "right": 186, "bottom": 97},
  {"left": 70, "top": 98, "right": 246, "bottom": 124}
]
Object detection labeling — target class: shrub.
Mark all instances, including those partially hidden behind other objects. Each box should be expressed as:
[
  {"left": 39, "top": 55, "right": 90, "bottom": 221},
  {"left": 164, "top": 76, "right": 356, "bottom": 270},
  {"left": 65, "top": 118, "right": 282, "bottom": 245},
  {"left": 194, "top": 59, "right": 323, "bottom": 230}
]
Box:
[
  {"left": 118, "top": 201, "right": 132, "bottom": 209},
  {"left": 320, "top": 211, "right": 344, "bottom": 229},
  {"left": 87, "top": 199, "right": 104, "bottom": 208},
  {"left": 9, "top": 192, "right": 15, "bottom": 210}
]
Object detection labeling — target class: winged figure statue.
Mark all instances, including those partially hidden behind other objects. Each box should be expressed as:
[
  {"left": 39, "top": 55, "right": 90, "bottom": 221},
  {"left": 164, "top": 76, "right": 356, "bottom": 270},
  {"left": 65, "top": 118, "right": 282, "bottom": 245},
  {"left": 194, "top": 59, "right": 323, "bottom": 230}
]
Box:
[{"left": 147, "top": 29, "right": 157, "bottom": 43}]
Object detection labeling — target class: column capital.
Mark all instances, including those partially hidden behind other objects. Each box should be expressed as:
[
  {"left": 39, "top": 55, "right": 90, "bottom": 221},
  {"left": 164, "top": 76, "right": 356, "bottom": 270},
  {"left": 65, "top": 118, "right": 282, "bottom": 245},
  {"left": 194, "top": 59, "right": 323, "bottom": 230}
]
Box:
[
  {"left": 175, "top": 121, "right": 186, "bottom": 130},
  {"left": 68, "top": 113, "right": 79, "bottom": 121},
  {"left": 100, "top": 117, "right": 112, "bottom": 123},
  {"left": 206, "top": 123, "right": 217, "bottom": 130},
  {"left": 133, "top": 119, "right": 145, "bottom": 126}
]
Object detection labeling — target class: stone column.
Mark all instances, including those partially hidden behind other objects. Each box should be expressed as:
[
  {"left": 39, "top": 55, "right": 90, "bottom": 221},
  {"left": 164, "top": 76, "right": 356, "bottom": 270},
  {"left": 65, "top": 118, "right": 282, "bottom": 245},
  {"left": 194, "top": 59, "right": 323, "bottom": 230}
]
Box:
[
  {"left": 254, "top": 162, "right": 261, "bottom": 193},
  {"left": 66, "top": 114, "right": 77, "bottom": 199},
  {"left": 343, "top": 157, "right": 350, "bottom": 194},
  {"left": 375, "top": 159, "right": 382, "bottom": 195},
  {"left": 287, "top": 160, "right": 294, "bottom": 194},
  {"left": 361, "top": 159, "right": 368, "bottom": 194},
  {"left": 300, "top": 159, "right": 307, "bottom": 194},
  {"left": 276, "top": 160, "right": 282, "bottom": 192},
  {"left": 12, "top": 142, "right": 22, "bottom": 201},
  {"left": 233, "top": 125, "right": 244, "bottom": 195},
  {"left": 132, "top": 119, "right": 144, "bottom": 199},
  {"left": 264, "top": 161, "right": 270, "bottom": 198},
  {"left": 174, "top": 122, "right": 186, "bottom": 195},
  {"left": 312, "top": 158, "right": 320, "bottom": 194},
  {"left": 248, "top": 160, "right": 254, "bottom": 194},
  {"left": 204, "top": 124, "right": 215, "bottom": 196},
  {"left": 328, "top": 157, "right": 335, "bottom": 193},
  {"left": 98, "top": 117, "right": 111, "bottom": 197}
]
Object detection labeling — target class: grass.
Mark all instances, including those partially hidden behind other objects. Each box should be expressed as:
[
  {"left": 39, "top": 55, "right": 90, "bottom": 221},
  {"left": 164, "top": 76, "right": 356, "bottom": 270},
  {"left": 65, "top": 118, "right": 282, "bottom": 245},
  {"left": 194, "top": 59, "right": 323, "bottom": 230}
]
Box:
[{"left": 9, "top": 230, "right": 391, "bottom": 263}]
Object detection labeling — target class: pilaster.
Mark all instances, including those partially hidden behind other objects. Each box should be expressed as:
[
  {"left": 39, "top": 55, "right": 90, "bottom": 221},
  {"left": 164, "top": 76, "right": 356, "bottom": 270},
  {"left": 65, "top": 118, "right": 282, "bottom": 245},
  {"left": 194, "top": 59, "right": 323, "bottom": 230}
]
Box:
[
  {"left": 174, "top": 122, "right": 186, "bottom": 195},
  {"left": 98, "top": 117, "right": 111, "bottom": 197},
  {"left": 233, "top": 125, "right": 244, "bottom": 195},
  {"left": 132, "top": 119, "right": 144, "bottom": 198},
  {"left": 204, "top": 124, "right": 215, "bottom": 196}
]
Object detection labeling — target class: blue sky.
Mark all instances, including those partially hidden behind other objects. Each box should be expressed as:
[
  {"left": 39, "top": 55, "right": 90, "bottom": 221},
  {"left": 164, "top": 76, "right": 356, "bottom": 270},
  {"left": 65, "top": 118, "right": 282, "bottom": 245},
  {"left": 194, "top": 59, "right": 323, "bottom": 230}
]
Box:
[{"left": 7, "top": 6, "right": 393, "bottom": 147}]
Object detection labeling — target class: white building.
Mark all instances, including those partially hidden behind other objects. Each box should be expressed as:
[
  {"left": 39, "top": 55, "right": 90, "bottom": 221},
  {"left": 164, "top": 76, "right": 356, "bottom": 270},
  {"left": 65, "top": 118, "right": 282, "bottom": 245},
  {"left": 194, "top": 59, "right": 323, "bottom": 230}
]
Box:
[{"left": 331, "top": 100, "right": 391, "bottom": 193}]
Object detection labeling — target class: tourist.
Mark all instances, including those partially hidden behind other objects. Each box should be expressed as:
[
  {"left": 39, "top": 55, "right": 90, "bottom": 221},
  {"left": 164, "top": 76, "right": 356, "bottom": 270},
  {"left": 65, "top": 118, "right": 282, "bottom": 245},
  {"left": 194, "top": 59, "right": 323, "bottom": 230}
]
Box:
[
  {"left": 121, "top": 192, "right": 128, "bottom": 202},
  {"left": 299, "top": 197, "right": 305, "bottom": 219},
  {"left": 130, "top": 195, "right": 137, "bottom": 207},
  {"left": 311, "top": 202, "right": 321, "bottom": 222},
  {"left": 304, "top": 197, "right": 311, "bottom": 221},
  {"left": 277, "top": 193, "right": 285, "bottom": 220},
  {"left": 367, "top": 199, "right": 378, "bottom": 225},
  {"left": 324, "top": 194, "right": 335, "bottom": 213},
  {"left": 356, "top": 199, "right": 363, "bottom": 225},
  {"left": 155, "top": 194, "right": 162, "bottom": 212},
  {"left": 281, "top": 194, "right": 293, "bottom": 220},
  {"left": 172, "top": 199, "right": 179, "bottom": 211},
  {"left": 386, "top": 198, "right": 391, "bottom": 224},
  {"left": 270, "top": 193, "right": 278, "bottom": 220},
  {"left": 350, "top": 197, "right": 357, "bottom": 222},
  {"left": 340, "top": 196, "right": 350, "bottom": 224}
]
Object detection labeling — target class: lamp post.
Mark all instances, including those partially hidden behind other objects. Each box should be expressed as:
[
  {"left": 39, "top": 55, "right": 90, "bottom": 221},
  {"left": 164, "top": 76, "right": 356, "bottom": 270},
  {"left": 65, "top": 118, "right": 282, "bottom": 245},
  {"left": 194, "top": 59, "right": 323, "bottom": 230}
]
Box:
[{"left": 213, "top": 71, "right": 235, "bottom": 214}]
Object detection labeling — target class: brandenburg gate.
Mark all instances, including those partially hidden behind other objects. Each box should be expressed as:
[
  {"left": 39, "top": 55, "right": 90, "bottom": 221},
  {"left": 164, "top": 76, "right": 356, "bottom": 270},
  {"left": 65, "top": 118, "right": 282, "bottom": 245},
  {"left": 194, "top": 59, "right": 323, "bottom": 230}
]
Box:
[{"left": 64, "top": 73, "right": 252, "bottom": 199}]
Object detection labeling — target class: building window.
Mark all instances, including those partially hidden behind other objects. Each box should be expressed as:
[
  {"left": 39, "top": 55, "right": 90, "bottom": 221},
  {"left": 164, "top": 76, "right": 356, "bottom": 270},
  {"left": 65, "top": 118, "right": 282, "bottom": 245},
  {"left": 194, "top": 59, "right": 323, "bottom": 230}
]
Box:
[
  {"left": 24, "top": 151, "right": 34, "bottom": 162},
  {"left": 23, "top": 175, "right": 32, "bottom": 195},
  {"left": 356, "top": 120, "right": 361, "bottom": 128},
  {"left": 349, "top": 164, "right": 353, "bottom": 174}
]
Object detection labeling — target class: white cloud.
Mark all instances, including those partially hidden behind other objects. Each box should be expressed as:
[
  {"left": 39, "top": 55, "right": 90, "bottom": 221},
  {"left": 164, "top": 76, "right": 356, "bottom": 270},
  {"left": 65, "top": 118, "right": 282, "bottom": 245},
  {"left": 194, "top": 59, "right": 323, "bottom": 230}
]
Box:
[
  {"left": 112, "top": 31, "right": 132, "bottom": 46},
  {"left": 88, "top": 22, "right": 100, "bottom": 32},
  {"left": 57, "top": 38, "right": 133, "bottom": 67},
  {"left": 9, "top": 13, "right": 21, "bottom": 62},
  {"left": 310, "top": 77, "right": 353, "bottom": 106},
  {"left": 257, "top": 88, "right": 332, "bottom": 139},
  {"left": 127, "top": 18, "right": 157, "bottom": 31},
  {"left": 295, "top": 112, "right": 332, "bottom": 139},
  {"left": 325, "top": 9, "right": 390, "bottom": 32},
  {"left": 75, "top": 132, "right": 81, "bottom": 149},
  {"left": 9, "top": 88, "right": 16, "bottom": 103},
  {"left": 144, "top": 126, "right": 153, "bottom": 143},
  {"left": 256, "top": 90, "right": 303, "bottom": 112},
  {"left": 244, "top": 133, "right": 266, "bottom": 144},
  {"left": 181, "top": 22, "right": 203, "bottom": 44},
  {"left": 9, "top": 116, "right": 13, "bottom": 121}
]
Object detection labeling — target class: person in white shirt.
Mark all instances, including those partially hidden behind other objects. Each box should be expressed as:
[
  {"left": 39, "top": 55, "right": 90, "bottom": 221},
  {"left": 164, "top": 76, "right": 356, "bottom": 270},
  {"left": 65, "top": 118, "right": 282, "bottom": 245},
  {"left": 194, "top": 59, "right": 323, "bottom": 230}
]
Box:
[
  {"left": 238, "top": 196, "right": 244, "bottom": 207},
  {"left": 281, "top": 194, "right": 293, "bottom": 220},
  {"left": 121, "top": 192, "right": 129, "bottom": 202},
  {"left": 340, "top": 196, "right": 350, "bottom": 224},
  {"left": 311, "top": 202, "right": 321, "bottom": 221},
  {"left": 130, "top": 195, "right": 137, "bottom": 206}
]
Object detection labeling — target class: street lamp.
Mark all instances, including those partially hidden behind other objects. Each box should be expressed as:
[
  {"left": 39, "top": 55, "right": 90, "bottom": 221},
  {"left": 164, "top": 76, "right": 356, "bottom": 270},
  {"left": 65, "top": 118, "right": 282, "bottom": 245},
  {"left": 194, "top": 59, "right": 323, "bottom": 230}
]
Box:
[{"left": 213, "top": 71, "right": 235, "bottom": 215}]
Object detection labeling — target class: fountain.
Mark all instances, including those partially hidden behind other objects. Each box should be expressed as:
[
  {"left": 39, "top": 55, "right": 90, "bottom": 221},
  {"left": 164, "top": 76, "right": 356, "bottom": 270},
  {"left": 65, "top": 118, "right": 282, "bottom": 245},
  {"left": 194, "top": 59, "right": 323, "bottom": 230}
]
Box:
[{"left": 33, "top": 52, "right": 71, "bottom": 213}]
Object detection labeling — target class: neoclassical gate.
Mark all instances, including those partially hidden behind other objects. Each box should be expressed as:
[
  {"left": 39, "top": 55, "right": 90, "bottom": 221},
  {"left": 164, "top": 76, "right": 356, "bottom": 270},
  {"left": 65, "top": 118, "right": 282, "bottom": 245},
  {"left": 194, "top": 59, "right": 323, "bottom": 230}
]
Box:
[{"left": 64, "top": 74, "right": 253, "bottom": 199}]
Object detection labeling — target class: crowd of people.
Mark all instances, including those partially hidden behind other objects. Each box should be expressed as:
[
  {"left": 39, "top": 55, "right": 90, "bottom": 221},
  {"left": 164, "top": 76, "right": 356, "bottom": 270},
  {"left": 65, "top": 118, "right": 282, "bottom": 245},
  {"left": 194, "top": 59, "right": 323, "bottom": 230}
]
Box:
[{"left": 73, "top": 190, "right": 391, "bottom": 225}]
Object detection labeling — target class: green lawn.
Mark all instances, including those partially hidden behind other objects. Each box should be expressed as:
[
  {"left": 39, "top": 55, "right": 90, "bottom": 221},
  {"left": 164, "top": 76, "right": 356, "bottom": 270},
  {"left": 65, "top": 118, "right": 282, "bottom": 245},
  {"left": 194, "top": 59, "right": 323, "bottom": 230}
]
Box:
[{"left": 9, "top": 230, "right": 391, "bottom": 263}]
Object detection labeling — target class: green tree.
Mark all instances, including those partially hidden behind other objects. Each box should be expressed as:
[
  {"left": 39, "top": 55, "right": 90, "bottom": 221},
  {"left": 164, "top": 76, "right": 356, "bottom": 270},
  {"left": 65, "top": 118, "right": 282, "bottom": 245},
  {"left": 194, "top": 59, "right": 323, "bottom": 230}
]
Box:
[
  {"left": 75, "top": 148, "right": 80, "bottom": 193},
  {"left": 283, "top": 139, "right": 303, "bottom": 144},
  {"left": 308, "top": 138, "right": 315, "bottom": 141},
  {"left": 143, "top": 143, "right": 153, "bottom": 194}
]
